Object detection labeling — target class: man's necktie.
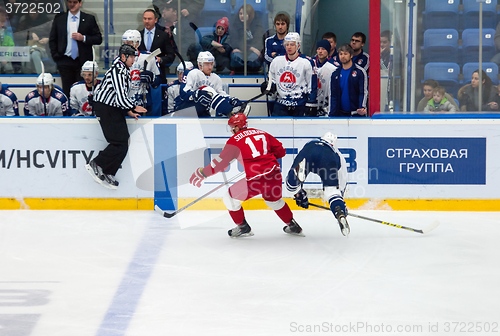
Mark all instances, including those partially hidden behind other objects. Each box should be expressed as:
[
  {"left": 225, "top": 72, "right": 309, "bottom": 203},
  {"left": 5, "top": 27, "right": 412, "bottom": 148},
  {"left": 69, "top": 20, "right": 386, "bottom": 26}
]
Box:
[
  {"left": 71, "top": 15, "right": 78, "bottom": 59},
  {"left": 146, "top": 31, "right": 152, "bottom": 51}
]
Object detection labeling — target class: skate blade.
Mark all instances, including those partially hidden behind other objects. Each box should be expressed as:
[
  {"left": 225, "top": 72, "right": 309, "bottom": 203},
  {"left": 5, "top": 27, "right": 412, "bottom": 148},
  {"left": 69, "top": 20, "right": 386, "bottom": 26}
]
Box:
[
  {"left": 284, "top": 228, "right": 306, "bottom": 237},
  {"left": 339, "top": 217, "right": 350, "bottom": 237},
  {"left": 229, "top": 231, "right": 255, "bottom": 238},
  {"left": 85, "top": 164, "right": 117, "bottom": 190}
]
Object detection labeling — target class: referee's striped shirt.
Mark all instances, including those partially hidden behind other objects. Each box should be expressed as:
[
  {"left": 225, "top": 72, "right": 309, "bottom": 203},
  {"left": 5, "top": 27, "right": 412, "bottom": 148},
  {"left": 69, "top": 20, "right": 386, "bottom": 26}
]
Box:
[{"left": 94, "top": 60, "right": 135, "bottom": 110}]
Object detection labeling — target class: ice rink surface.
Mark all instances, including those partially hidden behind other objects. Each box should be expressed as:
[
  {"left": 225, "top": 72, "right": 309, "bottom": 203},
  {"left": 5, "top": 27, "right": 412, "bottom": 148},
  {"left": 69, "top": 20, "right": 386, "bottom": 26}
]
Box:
[{"left": 1, "top": 209, "right": 499, "bottom": 336}]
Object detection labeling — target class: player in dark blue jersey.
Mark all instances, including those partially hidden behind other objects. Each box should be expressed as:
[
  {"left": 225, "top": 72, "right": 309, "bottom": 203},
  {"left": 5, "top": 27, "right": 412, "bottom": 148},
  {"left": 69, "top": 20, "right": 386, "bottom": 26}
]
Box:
[{"left": 285, "top": 132, "right": 350, "bottom": 236}]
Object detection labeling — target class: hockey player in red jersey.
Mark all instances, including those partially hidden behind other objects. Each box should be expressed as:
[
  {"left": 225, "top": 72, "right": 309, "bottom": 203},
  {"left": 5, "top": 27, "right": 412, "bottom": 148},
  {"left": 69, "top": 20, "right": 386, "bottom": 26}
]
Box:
[{"left": 189, "top": 113, "right": 303, "bottom": 237}]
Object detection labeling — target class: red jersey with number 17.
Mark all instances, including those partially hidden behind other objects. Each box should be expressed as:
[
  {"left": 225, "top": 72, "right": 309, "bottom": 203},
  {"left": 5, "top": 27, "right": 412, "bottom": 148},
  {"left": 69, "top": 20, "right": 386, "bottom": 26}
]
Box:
[{"left": 203, "top": 128, "right": 286, "bottom": 180}]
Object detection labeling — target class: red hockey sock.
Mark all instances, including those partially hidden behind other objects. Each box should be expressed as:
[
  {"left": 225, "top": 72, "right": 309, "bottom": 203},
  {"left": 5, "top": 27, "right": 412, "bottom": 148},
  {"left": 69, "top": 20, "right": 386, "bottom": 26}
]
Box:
[
  {"left": 274, "top": 202, "right": 293, "bottom": 224},
  {"left": 228, "top": 207, "right": 245, "bottom": 225}
]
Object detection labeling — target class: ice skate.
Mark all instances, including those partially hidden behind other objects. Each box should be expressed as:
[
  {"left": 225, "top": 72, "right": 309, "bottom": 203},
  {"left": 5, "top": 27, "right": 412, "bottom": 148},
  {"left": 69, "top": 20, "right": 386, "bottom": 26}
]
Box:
[
  {"left": 105, "top": 174, "right": 119, "bottom": 188},
  {"left": 334, "top": 206, "right": 350, "bottom": 236},
  {"left": 228, "top": 220, "right": 254, "bottom": 238},
  {"left": 283, "top": 218, "right": 305, "bottom": 237},
  {"left": 85, "top": 160, "right": 117, "bottom": 190}
]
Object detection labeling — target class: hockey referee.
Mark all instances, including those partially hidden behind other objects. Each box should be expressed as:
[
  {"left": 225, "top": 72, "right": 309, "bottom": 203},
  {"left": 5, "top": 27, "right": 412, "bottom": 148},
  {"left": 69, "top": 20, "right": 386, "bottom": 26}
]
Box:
[{"left": 85, "top": 44, "right": 147, "bottom": 189}]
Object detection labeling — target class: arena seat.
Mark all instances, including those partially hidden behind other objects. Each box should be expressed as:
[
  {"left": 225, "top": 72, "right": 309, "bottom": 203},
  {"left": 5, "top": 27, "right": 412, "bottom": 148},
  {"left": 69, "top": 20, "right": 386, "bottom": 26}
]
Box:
[
  {"left": 462, "top": 0, "right": 498, "bottom": 30},
  {"left": 200, "top": 0, "right": 233, "bottom": 28},
  {"left": 424, "top": 62, "right": 461, "bottom": 98},
  {"left": 422, "top": 0, "right": 460, "bottom": 30},
  {"left": 461, "top": 28, "right": 496, "bottom": 64},
  {"left": 463, "top": 62, "right": 499, "bottom": 85},
  {"left": 422, "top": 29, "right": 459, "bottom": 63}
]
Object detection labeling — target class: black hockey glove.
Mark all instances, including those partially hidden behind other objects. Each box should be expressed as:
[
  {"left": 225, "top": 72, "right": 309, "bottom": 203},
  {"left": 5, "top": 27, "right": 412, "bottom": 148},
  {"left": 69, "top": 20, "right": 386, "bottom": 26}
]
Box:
[
  {"left": 87, "top": 94, "right": 94, "bottom": 108},
  {"left": 260, "top": 81, "right": 276, "bottom": 94},
  {"left": 306, "top": 105, "right": 318, "bottom": 117},
  {"left": 140, "top": 70, "right": 154, "bottom": 84},
  {"left": 294, "top": 189, "right": 309, "bottom": 209},
  {"left": 229, "top": 97, "right": 242, "bottom": 107},
  {"left": 193, "top": 89, "right": 212, "bottom": 107}
]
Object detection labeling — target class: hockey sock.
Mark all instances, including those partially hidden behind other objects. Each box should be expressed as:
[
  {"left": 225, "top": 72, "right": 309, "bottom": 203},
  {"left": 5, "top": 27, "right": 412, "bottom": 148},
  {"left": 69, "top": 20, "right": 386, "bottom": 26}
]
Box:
[
  {"left": 274, "top": 203, "right": 294, "bottom": 224},
  {"left": 228, "top": 207, "right": 245, "bottom": 225}
]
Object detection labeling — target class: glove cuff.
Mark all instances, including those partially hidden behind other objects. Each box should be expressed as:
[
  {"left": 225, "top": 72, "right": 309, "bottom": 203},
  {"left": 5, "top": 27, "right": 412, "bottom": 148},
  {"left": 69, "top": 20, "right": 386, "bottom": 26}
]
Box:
[{"left": 198, "top": 167, "right": 207, "bottom": 178}]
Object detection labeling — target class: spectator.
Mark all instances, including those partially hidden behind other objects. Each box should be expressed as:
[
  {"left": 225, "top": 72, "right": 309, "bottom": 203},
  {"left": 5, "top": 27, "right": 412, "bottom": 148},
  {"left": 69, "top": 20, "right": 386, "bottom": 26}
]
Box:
[
  {"left": 350, "top": 32, "right": 369, "bottom": 72},
  {"left": 491, "top": 21, "right": 500, "bottom": 66},
  {"left": 15, "top": 9, "right": 56, "bottom": 74},
  {"left": 70, "top": 61, "right": 99, "bottom": 116},
  {"left": 198, "top": 17, "right": 231, "bottom": 73},
  {"left": 417, "top": 79, "right": 458, "bottom": 111},
  {"left": 164, "top": 61, "right": 194, "bottom": 114},
  {"left": 49, "top": 0, "right": 102, "bottom": 99},
  {"left": 264, "top": 12, "right": 289, "bottom": 66},
  {"left": 0, "top": 7, "right": 15, "bottom": 74},
  {"left": 314, "top": 39, "right": 337, "bottom": 116},
  {"left": 486, "top": 84, "right": 500, "bottom": 111},
  {"left": 138, "top": 9, "right": 176, "bottom": 84},
  {"left": 329, "top": 43, "right": 368, "bottom": 117},
  {"left": 322, "top": 32, "right": 338, "bottom": 63},
  {"left": 5, "top": 0, "right": 23, "bottom": 31},
  {"left": 459, "top": 69, "right": 497, "bottom": 112},
  {"left": 24, "top": 73, "right": 69, "bottom": 116},
  {"left": 424, "top": 86, "right": 457, "bottom": 112},
  {"left": 229, "top": 4, "right": 264, "bottom": 74},
  {"left": 266, "top": 32, "right": 317, "bottom": 117},
  {"left": 160, "top": 1, "right": 178, "bottom": 36},
  {"left": 380, "top": 30, "right": 391, "bottom": 70},
  {"left": 0, "top": 82, "right": 19, "bottom": 116}
]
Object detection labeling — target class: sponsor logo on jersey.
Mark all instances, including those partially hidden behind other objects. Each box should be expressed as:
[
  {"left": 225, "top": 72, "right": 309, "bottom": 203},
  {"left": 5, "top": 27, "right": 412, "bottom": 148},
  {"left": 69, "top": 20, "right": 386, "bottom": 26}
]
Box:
[
  {"left": 358, "top": 59, "right": 363, "bottom": 65},
  {"left": 5, "top": 90, "right": 12, "bottom": 96},
  {"left": 82, "top": 101, "right": 92, "bottom": 112},
  {"left": 55, "top": 92, "right": 63, "bottom": 99},
  {"left": 131, "top": 70, "right": 141, "bottom": 81},
  {"left": 28, "top": 91, "right": 35, "bottom": 99},
  {"left": 352, "top": 71, "right": 357, "bottom": 77}
]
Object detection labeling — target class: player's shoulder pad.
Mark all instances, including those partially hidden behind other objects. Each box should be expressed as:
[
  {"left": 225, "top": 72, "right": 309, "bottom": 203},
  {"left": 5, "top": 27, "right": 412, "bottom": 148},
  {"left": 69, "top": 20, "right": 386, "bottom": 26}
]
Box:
[
  {"left": 26, "top": 90, "right": 38, "bottom": 100},
  {"left": 4, "top": 89, "right": 17, "bottom": 100},
  {"left": 71, "top": 80, "right": 86, "bottom": 88},
  {"left": 53, "top": 89, "right": 68, "bottom": 101}
]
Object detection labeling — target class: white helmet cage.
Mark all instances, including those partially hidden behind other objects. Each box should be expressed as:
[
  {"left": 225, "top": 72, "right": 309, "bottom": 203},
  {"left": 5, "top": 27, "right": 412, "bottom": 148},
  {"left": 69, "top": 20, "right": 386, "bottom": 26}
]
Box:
[
  {"left": 177, "top": 61, "right": 194, "bottom": 73},
  {"left": 81, "top": 61, "right": 99, "bottom": 74},
  {"left": 321, "top": 132, "right": 337, "bottom": 147},
  {"left": 36, "top": 73, "right": 54, "bottom": 87},
  {"left": 121, "top": 29, "right": 142, "bottom": 46},
  {"left": 197, "top": 51, "right": 215, "bottom": 67}
]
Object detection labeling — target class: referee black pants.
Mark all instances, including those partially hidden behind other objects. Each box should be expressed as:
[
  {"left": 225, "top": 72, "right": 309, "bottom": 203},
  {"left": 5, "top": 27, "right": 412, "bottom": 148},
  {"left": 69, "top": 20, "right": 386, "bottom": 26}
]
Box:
[{"left": 93, "top": 101, "right": 129, "bottom": 176}]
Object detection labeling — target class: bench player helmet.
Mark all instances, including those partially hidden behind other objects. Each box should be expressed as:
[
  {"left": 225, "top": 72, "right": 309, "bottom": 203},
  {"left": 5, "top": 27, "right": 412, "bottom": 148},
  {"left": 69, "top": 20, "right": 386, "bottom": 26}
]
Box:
[
  {"left": 197, "top": 51, "right": 215, "bottom": 67},
  {"left": 321, "top": 132, "right": 337, "bottom": 147},
  {"left": 284, "top": 32, "right": 301, "bottom": 45},
  {"left": 81, "top": 61, "right": 99, "bottom": 74},
  {"left": 36, "top": 73, "right": 54, "bottom": 87},
  {"left": 121, "top": 29, "right": 142, "bottom": 46},
  {"left": 228, "top": 113, "right": 248, "bottom": 130},
  {"left": 177, "top": 61, "right": 194, "bottom": 73}
]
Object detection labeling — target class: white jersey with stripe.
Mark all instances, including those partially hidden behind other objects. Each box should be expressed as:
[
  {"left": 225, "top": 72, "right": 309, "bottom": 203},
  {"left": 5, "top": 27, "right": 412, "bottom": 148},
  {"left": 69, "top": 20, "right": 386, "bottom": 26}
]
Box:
[
  {"left": 24, "top": 89, "right": 68, "bottom": 116},
  {"left": 128, "top": 52, "right": 161, "bottom": 102},
  {"left": 314, "top": 58, "right": 337, "bottom": 113},
  {"left": 70, "top": 80, "right": 99, "bottom": 116}
]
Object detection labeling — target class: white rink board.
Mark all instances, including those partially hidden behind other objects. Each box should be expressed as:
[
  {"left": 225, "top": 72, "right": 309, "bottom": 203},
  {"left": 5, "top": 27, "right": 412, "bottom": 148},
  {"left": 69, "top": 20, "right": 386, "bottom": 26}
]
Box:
[{"left": 1, "top": 118, "right": 499, "bottom": 199}]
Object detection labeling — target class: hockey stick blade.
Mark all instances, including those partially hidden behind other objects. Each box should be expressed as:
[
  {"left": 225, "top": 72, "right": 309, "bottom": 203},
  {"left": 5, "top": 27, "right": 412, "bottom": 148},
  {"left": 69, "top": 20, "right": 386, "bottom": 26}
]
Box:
[
  {"left": 422, "top": 220, "right": 440, "bottom": 234},
  {"left": 308, "top": 203, "right": 438, "bottom": 234},
  {"left": 145, "top": 48, "right": 161, "bottom": 64},
  {"left": 155, "top": 205, "right": 176, "bottom": 218}
]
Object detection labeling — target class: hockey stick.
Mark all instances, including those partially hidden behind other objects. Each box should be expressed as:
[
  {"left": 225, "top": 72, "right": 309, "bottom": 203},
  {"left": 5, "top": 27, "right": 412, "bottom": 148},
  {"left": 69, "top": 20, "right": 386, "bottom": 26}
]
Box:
[
  {"left": 308, "top": 203, "right": 440, "bottom": 234},
  {"left": 40, "top": 61, "right": 47, "bottom": 116},
  {"left": 155, "top": 171, "right": 245, "bottom": 218},
  {"left": 189, "top": 22, "right": 203, "bottom": 44},
  {"left": 142, "top": 48, "right": 162, "bottom": 102}
]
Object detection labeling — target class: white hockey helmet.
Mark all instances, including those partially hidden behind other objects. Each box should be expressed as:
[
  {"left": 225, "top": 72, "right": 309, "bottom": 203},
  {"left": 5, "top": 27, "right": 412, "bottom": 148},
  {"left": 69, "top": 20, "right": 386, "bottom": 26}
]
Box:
[
  {"left": 177, "top": 61, "right": 194, "bottom": 73},
  {"left": 36, "top": 73, "right": 54, "bottom": 86},
  {"left": 122, "top": 29, "right": 142, "bottom": 46},
  {"left": 321, "top": 132, "right": 337, "bottom": 146},
  {"left": 284, "top": 32, "right": 301, "bottom": 45},
  {"left": 81, "top": 61, "right": 99, "bottom": 74},
  {"left": 197, "top": 51, "right": 215, "bottom": 66}
]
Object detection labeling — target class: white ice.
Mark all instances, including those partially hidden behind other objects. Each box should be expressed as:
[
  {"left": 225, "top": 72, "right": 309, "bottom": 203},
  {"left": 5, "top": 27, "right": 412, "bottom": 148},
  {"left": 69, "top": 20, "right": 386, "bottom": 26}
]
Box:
[{"left": 1, "top": 209, "right": 499, "bottom": 336}]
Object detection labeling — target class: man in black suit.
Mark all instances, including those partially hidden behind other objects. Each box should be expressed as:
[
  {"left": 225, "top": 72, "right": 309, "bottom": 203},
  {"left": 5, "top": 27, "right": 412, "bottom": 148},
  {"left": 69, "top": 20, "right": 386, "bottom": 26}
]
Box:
[
  {"left": 49, "top": 0, "right": 102, "bottom": 98},
  {"left": 138, "top": 9, "right": 176, "bottom": 84}
]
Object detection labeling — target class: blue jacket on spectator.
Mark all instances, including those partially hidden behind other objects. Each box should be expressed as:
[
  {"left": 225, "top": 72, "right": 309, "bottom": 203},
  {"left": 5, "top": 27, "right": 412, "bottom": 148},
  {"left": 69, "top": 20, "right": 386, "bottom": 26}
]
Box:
[{"left": 264, "top": 33, "right": 286, "bottom": 65}]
